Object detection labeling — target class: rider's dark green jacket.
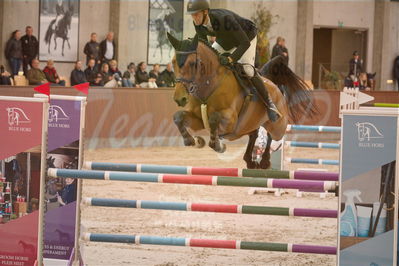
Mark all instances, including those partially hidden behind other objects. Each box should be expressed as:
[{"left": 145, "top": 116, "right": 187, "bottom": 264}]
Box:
[{"left": 194, "top": 8, "right": 257, "bottom": 62}]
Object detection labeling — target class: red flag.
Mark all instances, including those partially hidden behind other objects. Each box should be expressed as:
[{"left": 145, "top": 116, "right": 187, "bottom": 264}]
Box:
[
  {"left": 34, "top": 82, "right": 50, "bottom": 96},
  {"left": 74, "top": 82, "right": 89, "bottom": 95}
]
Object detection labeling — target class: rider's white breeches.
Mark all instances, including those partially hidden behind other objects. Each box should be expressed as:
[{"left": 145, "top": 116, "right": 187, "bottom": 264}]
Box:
[{"left": 212, "top": 36, "right": 257, "bottom": 77}]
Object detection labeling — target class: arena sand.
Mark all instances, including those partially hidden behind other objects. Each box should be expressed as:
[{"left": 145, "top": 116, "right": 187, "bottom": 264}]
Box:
[{"left": 81, "top": 143, "right": 338, "bottom": 265}]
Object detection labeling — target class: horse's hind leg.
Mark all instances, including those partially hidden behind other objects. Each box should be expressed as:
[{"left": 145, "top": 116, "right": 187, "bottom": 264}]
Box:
[
  {"left": 62, "top": 39, "right": 65, "bottom": 56},
  {"left": 243, "top": 130, "right": 259, "bottom": 169},
  {"left": 259, "top": 133, "right": 272, "bottom": 169},
  {"left": 54, "top": 36, "right": 57, "bottom": 50},
  {"left": 173, "top": 110, "right": 205, "bottom": 148}
]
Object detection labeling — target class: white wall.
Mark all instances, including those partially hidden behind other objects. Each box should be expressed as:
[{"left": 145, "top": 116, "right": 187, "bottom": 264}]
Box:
[{"left": 313, "top": 0, "right": 375, "bottom": 73}]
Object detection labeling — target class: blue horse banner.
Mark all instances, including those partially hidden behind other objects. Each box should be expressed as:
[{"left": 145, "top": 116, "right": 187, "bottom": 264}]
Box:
[
  {"left": 339, "top": 108, "right": 399, "bottom": 265},
  {"left": 39, "top": 0, "right": 80, "bottom": 62},
  {"left": 148, "top": 0, "right": 184, "bottom": 65}
]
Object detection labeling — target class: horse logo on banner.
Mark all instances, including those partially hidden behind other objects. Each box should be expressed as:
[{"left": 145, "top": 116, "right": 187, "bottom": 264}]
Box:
[
  {"left": 6, "top": 107, "right": 31, "bottom": 126},
  {"left": 49, "top": 105, "right": 69, "bottom": 123},
  {"left": 356, "top": 122, "right": 384, "bottom": 142}
]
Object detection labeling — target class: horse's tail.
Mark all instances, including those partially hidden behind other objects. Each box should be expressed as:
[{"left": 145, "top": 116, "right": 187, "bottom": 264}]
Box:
[
  {"left": 45, "top": 20, "right": 56, "bottom": 44},
  {"left": 259, "top": 55, "right": 318, "bottom": 123}
]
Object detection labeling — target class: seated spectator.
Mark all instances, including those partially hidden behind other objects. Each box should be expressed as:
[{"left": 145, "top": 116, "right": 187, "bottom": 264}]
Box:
[
  {"left": 159, "top": 63, "right": 176, "bottom": 87},
  {"left": 70, "top": 61, "right": 87, "bottom": 86},
  {"left": 43, "top": 59, "right": 65, "bottom": 86},
  {"left": 135, "top": 61, "right": 157, "bottom": 88},
  {"left": 122, "top": 62, "right": 138, "bottom": 88},
  {"left": 109, "top": 60, "right": 122, "bottom": 80},
  {"left": 149, "top": 63, "right": 161, "bottom": 87},
  {"left": 100, "top": 63, "right": 112, "bottom": 84},
  {"left": 27, "top": 59, "right": 47, "bottom": 85},
  {"left": 5, "top": 30, "right": 23, "bottom": 77},
  {"left": 91, "top": 72, "right": 104, "bottom": 87},
  {"left": 84, "top": 59, "right": 98, "bottom": 85},
  {"left": 0, "top": 65, "right": 12, "bottom": 85}
]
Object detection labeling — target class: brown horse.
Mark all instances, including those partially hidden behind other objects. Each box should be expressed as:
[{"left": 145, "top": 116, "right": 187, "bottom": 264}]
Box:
[{"left": 168, "top": 34, "right": 316, "bottom": 169}]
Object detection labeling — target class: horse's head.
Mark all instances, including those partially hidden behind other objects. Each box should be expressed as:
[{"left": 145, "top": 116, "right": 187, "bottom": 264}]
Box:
[{"left": 167, "top": 33, "right": 221, "bottom": 107}]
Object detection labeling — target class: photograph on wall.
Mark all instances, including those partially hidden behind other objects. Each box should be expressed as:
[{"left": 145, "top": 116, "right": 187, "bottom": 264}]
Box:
[
  {"left": 39, "top": 0, "right": 80, "bottom": 62},
  {"left": 148, "top": 0, "right": 183, "bottom": 65}
]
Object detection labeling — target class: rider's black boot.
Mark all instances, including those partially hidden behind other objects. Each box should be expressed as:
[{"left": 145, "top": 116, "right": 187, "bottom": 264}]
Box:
[{"left": 251, "top": 74, "right": 281, "bottom": 122}]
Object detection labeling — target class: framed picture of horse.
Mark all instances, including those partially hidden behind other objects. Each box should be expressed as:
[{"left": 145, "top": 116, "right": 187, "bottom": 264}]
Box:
[
  {"left": 147, "top": 0, "right": 183, "bottom": 65},
  {"left": 39, "top": 0, "right": 80, "bottom": 62}
]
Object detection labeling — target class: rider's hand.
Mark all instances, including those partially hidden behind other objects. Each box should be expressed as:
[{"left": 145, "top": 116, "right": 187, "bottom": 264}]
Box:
[{"left": 220, "top": 55, "right": 233, "bottom": 66}]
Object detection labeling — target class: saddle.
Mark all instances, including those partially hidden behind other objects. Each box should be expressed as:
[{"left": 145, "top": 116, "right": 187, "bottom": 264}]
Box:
[{"left": 229, "top": 63, "right": 257, "bottom": 101}]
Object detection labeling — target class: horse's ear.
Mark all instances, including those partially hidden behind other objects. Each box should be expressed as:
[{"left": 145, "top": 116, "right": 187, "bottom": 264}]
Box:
[
  {"left": 372, "top": 72, "right": 376, "bottom": 78},
  {"left": 191, "top": 34, "right": 199, "bottom": 50},
  {"left": 167, "top": 32, "right": 180, "bottom": 50}
]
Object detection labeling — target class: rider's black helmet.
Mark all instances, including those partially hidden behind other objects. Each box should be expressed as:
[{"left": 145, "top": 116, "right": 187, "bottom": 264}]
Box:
[{"left": 187, "top": 0, "right": 210, "bottom": 14}]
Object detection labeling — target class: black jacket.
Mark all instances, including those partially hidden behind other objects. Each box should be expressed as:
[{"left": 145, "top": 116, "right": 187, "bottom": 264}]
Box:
[
  {"left": 159, "top": 69, "right": 176, "bottom": 87},
  {"left": 135, "top": 70, "right": 149, "bottom": 84},
  {"left": 83, "top": 41, "right": 100, "bottom": 63},
  {"left": 99, "top": 39, "right": 116, "bottom": 61},
  {"left": 5, "top": 38, "right": 23, "bottom": 60},
  {"left": 393, "top": 56, "right": 399, "bottom": 79},
  {"left": 70, "top": 69, "right": 87, "bottom": 86},
  {"left": 349, "top": 59, "right": 363, "bottom": 76},
  {"left": 84, "top": 66, "right": 98, "bottom": 84},
  {"left": 194, "top": 9, "right": 257, "bottom": 62},
  {"left": 21, "top": 35, "right": 39, "bottom": 58}
]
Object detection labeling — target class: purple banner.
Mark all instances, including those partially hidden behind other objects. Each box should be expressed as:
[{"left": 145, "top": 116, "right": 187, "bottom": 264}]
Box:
[{"left": 48, "top": 99, "right": 81, "bottom": 152}]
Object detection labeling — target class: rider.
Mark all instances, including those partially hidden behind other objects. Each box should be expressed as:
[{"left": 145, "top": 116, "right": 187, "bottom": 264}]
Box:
[
  {"left": 53, "top": 0, "right": 65, "bottom": 32},
  {"left": 187, "top": 0, "right": 281, "bottom": 122}
]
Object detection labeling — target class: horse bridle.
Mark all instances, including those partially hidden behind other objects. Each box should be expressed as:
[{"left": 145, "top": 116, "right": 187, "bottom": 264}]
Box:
[{"left": 175, "top": 49, "right": 202, "bottom": 94}]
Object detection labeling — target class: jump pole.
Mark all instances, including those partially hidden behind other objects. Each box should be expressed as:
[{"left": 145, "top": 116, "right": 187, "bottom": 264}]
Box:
[
  {"left": 84, "top": 162, "right": 339, "bottom": 181},
  {"left": 83, "top": 197, "right": 338, "bottom": 218},
  {"left": 83, "top": 233, "right": 337, "bottom": 255},
  {"left": 48, "top": 169, "right": 337, "bottom": 191}
]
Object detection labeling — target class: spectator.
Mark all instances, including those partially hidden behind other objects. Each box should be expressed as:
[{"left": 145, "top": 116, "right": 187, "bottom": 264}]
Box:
[
  {"left": 0, "top": 65, "right": 12, "bottom": 85},
  {"left": 91, "top": 72, "right": 104, "bottom": 87},
  {"left": 159, "top": 63, "right": 176, "bottom": 87},
  {"left": 271, "top": 36, "right": 288, "bottom": 65},
  {"left": 70, "top": 61, "right": 87, "bottom": 86},
  {"left": 348, "top": 51, "right": 363, "bottom": 78},
  {"left": 99, "top": 32, "right": 116, "bottom": 64},
  {"left": 21, "top": 26, "right": 39, "bottom": 76},
  {"left": 83, "top": 32, "right": 100, "bottom": 66},
  {"left": 136, "top": 61, "right": 157, "bottom": 88},
  {"left": 393, "top": 55, "right": 399, "bottom": 91},
  {"left": 5, "top": 30, "right": 23, "bottom": 76},
  {"left": 84, "top": 58, "right": 98, "bottom": 85},
  {"left": 43, "top": 59, "right": 65, "bottom": 86},
  {"left": 122, "top": 62, "right": 138, "bottom": 88},
  {"left": 27, "top": 59, "right": 47, "bottom": 85},
  {"left": 100, "top": 63, "right": 112, "bottom": 84},
  {"left": 109, "top": 60, "right": 122, "bottom": 77},
  {"left": 149, "top": 63, "right": 162, "bottom": 87}
]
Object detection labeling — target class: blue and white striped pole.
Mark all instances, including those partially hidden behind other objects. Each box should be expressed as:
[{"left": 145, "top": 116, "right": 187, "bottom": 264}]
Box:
[
  {"left": 286, "top": 125, "right": 341, "bottom": 133},
  {"left": 285, "top": 141, "right": 340, "bottom": 149},
  {"left": 285, "top": 158, "right": 339, "bottom": 166}
]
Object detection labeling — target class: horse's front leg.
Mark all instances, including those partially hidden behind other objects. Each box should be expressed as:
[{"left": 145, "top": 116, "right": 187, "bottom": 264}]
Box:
[
  {"left": 208, "top": 112, "right": 226, "bottom": 153},
  {"left": 243, "top": 130, "right": 259, "bottom": 169},
  {"left": 62, "top": 39, "right": 65, "bottom": 56},
  {"left": 173, "top": 110, "right": 205, "bottom": 148}
]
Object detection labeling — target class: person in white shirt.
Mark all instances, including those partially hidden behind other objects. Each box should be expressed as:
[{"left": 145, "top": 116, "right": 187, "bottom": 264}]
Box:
[{"left": 100, "top": 32, "right": 116, "bottom": 64}]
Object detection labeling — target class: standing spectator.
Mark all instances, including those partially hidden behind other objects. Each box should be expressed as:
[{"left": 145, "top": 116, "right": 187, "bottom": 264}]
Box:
[
  {"left": 70, "top": 61, "right": 87, "bottom": 86},
  {"left": 83, "top": 32, "right": 100, "bottom": 66},
  {"left": 21, "top": 26, "right": 39, "bottom": 76},
  {"left": 84, "top": 59, "right": 98, "bottom": 85},
  {"left": 136, "top": 61, "right": 157, "bottom": 88},
  {"left": 43, "top": 59, "right": 65, "bottom": 86},
  {"left": 159, "top": 63, "right": 176, "bottom": 87},
  {"left": 5, "top": 30, "right": 23, "bottom": 76},
  {"left": 348, "top": 51, "right": 363, "bottom": 78},
  {"left": 149, "top": 63, "right": 162, "bottom": 87},
  {"left": 0, "top": 65, "right": 12, "bottom": 85},
  {"left": 393, "top": 55, "right": 399, "bottom": 91},
  {"left": 99, "top": 32, "right": 116, "bottom": 64},
  {"left": 122, "top": 62, "right": 138, "bottom": 88},
  {"left": 271, "top": 36, "right": 288, "bottom": 65},
  {"left": 27, "top": 59, "right": 47, "bottom": 85}
]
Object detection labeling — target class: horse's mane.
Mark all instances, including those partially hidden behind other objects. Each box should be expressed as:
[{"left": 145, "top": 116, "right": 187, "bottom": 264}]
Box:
[{"left": 198, "top": 38, "right": 220, "bottom": 57}]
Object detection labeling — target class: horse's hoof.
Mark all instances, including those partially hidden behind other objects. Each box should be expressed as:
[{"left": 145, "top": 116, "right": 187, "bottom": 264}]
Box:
[
  {"left": 216, "top": 143, "right": 226, "bottom": 153},
  {"left": 183, "top": 137, "right": 195, "bottom": 146},
  {"left": 194, "top": 136, "right": 205, "bottom": 148}
]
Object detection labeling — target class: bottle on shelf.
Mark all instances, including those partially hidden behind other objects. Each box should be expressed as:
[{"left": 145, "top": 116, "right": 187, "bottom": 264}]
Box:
[{"left": 5, "top": 183, "right": 10, "bottom": 193}]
